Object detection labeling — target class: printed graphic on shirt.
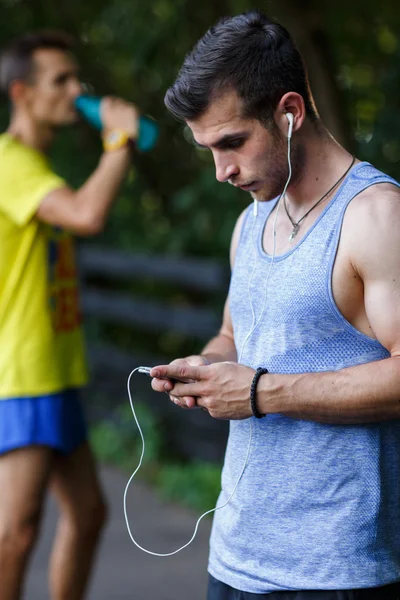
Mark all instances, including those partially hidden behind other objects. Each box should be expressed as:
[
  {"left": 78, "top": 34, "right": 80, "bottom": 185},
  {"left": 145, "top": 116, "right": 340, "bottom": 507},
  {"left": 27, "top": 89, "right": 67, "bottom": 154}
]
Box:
[{"left": 48, "top": 227, "right": 82, "bottom": 333}]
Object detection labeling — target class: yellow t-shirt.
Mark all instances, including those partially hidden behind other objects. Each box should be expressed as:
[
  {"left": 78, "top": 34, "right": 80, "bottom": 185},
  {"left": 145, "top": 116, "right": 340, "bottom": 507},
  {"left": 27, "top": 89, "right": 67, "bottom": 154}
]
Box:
[{"left": 0, "top": 133, "right": 88, "bottom": 398}]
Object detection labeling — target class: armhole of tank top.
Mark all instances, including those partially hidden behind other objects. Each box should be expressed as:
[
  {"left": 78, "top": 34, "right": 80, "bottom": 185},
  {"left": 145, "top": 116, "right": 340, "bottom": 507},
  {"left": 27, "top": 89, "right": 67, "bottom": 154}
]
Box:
[
  {"left": 326, "top": 177, "right": 400, "bottom": 344},
  {"left": 231, "top": 204, "right": 253, "bottom": 270}
]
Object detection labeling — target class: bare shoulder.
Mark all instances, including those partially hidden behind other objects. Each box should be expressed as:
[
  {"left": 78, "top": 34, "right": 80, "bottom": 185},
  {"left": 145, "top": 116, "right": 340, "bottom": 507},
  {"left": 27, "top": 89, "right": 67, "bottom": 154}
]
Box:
[
  {"left": 345, "top": 181, "right": 400, "bottom": 226},
  {"left": 344, "top": 181, "right": 400, "bottom": 277}
]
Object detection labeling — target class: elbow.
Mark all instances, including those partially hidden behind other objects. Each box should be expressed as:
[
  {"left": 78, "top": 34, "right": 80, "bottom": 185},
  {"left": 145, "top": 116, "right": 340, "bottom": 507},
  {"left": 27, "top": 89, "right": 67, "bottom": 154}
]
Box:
[
  {"left": 72, "top": 192, "right": 106, "bottom": 236},
  {"left": 82, "top": 219, "right": 105, "bottom": 236},
  {"left": 76, "top": 214, "right": 106, "bottom": 237}
]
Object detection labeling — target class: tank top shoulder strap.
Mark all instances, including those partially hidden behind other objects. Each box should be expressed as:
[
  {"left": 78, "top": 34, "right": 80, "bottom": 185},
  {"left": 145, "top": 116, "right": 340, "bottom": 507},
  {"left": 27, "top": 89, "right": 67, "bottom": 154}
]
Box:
[{"left": 323, "top": 161, "right": 399, "bottom": 226}]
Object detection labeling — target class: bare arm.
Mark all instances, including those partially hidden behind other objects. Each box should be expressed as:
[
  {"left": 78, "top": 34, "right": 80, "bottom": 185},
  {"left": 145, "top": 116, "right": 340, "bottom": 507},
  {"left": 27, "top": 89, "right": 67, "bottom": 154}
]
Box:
[
  {"left": 200, "top": 297, "right": 237, "bottom": 363},
  {"left": 257, "top": 359, "right": 400, "bottom": 424},
  {"left": 36, "top": 148, "right": 131, "bottom": 235},
  {"left": 36, "top": 97, "right": 137, "bottom": 235},
  {"left": 200, "top": 207, "right": 248, "bottom": 363}
]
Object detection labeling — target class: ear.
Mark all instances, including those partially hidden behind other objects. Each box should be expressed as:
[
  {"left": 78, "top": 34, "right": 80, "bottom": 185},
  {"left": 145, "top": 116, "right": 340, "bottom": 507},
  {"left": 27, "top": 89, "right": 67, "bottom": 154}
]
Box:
[
  {"left": 8, "top": 79, "right": 30, "bottom": 104},
  {"left": 274, "top": 92, "right": 306, "bottom": 138}
]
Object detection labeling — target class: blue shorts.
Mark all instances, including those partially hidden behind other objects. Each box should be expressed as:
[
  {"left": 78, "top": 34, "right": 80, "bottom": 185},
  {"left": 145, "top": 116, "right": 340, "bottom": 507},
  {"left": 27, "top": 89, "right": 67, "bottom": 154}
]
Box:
[{"left": 0, "top": 389, "right": 88, "bottom": 456}]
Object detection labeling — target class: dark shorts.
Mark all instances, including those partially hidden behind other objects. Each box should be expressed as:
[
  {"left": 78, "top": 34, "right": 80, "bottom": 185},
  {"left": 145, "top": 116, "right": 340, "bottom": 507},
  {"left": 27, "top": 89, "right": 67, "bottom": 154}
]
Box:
[
  {"left": 207, "top": 575, "right": 400, "bottom": 600},
  {"left": 0, "top": 389, "right": 88, "bottom": 455}
]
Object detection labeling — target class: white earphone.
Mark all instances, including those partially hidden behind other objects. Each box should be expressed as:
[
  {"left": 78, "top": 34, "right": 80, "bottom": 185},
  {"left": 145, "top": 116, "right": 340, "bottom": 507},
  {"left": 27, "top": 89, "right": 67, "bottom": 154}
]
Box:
[{"left": 286, "top": 112, "right": 294, "bottom": 140}]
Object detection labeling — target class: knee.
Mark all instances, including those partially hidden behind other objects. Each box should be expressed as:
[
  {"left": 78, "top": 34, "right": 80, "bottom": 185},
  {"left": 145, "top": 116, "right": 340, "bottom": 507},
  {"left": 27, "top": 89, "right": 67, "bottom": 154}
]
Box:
[
  {"left": 87, "top": 496, "right": 108, "bottom": 536},
  {"left": 63, "top": 496, "right": 108, "bottom": 541},
  {"left": 0, "top": 512, "right": 41, "bottom": 560}
]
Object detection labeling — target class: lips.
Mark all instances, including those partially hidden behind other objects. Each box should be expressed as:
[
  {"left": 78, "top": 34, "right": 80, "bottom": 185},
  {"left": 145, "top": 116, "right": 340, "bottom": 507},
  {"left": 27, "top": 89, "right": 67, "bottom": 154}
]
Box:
[{"left": 239, "top": 181, "right": 259, "bottom": 192}]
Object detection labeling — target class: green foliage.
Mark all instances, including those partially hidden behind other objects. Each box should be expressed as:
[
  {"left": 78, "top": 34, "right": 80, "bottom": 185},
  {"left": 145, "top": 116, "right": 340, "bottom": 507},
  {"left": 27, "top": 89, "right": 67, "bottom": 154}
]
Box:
[
  {"left": 322, "top": 0, "right": 400, "bottom": 177},
  {"left": 90, "top": 402, "right": 162, "bottom": 473},
  {"left": 90, "top": 402, "right": 222, "bottom": 511},
  {"left": 157, "top": 461, "right": 222, "bottom": 512}
]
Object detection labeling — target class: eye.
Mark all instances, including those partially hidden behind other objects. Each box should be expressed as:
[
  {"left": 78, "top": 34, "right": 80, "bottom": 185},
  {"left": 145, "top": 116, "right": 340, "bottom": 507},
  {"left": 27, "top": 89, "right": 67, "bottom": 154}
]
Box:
[
  {"left": 224, "top": 138, "right": 244, "bottom": 150},
  {"left": 54, "top": 75, "right": 68, "bottom": 86}
]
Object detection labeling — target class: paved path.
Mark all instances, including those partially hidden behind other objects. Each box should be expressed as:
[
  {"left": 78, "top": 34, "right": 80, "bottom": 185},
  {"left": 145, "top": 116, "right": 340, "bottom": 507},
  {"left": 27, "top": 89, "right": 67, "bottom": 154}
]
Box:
[{"left": 27, "top": 466, "right": 212, "bottom": 599}]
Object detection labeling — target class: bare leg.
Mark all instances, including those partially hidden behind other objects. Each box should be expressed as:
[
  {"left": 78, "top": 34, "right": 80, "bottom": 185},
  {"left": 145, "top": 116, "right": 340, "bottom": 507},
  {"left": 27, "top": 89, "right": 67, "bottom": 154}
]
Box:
[
  {"left": 0, "top": 446, "right": 54, "bottom": 600},
  {"left": 49, "top": 442, "right": 107, "bottom": 600}
]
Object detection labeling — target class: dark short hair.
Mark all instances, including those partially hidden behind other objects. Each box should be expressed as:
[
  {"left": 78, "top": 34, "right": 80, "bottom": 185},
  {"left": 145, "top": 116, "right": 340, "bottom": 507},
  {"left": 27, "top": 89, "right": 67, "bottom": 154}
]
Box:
[
  {"left": 165, "top": 10, "right": 318, "bottom": 126},
  {"left": 0, "top": 30, "right": 74, "bottom": 96}
]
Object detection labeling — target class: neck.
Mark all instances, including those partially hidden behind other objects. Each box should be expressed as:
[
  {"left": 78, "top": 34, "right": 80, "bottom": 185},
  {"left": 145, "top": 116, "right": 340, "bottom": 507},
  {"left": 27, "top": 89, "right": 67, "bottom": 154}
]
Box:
[
  {"left": 7, "top": 111, "right": 55, "bottom": 153},
  {"left": 284, "top": 121, "right": 355, "bottom": 218}
]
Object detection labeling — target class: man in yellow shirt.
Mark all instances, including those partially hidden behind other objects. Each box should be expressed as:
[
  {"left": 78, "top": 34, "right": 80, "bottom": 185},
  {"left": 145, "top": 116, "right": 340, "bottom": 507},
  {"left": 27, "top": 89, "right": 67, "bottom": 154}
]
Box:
[{"left": 0, "top": 31, "right": 139, "bottom": 599}]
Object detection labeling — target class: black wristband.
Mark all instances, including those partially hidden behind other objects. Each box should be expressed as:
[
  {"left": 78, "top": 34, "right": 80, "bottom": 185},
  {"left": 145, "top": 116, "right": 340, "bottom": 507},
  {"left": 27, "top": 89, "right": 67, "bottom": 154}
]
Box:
[{"left": 250, "top": 367, "right": 269, "bottom": 419}]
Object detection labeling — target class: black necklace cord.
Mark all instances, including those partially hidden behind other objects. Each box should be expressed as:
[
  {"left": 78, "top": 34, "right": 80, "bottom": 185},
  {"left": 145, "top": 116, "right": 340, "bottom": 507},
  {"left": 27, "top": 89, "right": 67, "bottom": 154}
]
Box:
[{"left": 284, "top": 156, "right": 356, "bottom": 231}]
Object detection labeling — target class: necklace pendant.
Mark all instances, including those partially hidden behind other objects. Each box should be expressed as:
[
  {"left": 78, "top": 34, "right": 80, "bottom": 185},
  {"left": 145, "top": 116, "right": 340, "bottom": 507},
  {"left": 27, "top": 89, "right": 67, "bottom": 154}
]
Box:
[{"left": 289, "top": 224, "right": 299, "bottom": 243}]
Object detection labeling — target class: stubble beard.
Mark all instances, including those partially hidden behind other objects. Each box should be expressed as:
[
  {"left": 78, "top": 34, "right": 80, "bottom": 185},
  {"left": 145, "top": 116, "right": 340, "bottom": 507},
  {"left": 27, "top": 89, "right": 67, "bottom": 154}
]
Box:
[{"left": 251, "top": 134, "right": 304, "bottom": 203}]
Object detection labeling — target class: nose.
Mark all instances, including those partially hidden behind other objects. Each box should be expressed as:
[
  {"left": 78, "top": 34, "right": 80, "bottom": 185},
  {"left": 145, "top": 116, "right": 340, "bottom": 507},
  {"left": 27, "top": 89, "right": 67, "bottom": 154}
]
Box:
[
  {"left": 70, "top": 78, "right": 83, "bottom": 99},
  {"left": 214, "top": 154, "right": 239, "bottom": 183}
]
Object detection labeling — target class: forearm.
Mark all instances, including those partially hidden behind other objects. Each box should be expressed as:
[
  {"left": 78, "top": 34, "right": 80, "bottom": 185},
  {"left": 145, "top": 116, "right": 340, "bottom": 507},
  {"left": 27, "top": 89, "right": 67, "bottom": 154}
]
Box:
[
  {"left": 258, "top": 356, "right": 400, "bottom": 424},
  {"left": 201, "top": 332, "right": 237, "bottom": 364},
  {"left": 75, "top": 148, "right": 131, "bottom": 230}
]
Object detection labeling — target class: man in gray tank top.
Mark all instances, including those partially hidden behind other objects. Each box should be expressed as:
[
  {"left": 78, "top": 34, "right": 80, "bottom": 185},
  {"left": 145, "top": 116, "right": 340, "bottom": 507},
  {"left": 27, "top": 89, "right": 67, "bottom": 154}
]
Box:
[{"left": 151, "top": 10, "right": 400, "bottom": 600}]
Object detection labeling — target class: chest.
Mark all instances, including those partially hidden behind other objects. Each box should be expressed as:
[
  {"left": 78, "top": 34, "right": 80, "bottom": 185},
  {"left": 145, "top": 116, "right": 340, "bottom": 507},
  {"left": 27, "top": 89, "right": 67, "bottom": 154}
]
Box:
[{"left": 232, "top": 203, "right": 371, "bottom": 342}]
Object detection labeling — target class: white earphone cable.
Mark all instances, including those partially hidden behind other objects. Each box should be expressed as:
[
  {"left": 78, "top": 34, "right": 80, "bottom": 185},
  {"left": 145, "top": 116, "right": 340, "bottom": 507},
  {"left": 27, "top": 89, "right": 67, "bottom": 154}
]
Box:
[{"left": 123, "top": 367, "right": 253, "bottom": 556}]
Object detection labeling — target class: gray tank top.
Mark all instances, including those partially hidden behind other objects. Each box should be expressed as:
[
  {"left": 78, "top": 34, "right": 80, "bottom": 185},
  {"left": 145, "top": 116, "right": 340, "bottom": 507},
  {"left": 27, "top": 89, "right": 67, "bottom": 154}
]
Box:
[{"left": 208, "top": 162, "right": 400, "bottom": 593}]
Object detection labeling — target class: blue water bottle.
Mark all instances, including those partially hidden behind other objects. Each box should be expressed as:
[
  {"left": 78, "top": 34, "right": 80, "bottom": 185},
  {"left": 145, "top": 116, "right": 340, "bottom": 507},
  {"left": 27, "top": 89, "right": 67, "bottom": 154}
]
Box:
[{"left": 74, "top": 95, "right": 159, "bottom": 152}]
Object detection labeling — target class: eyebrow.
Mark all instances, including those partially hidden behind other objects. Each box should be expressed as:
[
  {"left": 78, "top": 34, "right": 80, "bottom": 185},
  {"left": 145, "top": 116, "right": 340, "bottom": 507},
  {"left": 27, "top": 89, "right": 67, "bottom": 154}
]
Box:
[
  {"left": 53, "top": 69, "right": 79, "bottom": 83},
  {"left": 193, "top": 132, "right": 249, "bottom": 150}
]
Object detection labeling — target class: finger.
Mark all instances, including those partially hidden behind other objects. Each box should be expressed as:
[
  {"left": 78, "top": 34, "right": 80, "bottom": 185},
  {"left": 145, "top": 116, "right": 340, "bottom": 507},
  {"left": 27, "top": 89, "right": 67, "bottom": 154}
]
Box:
[
  {"left": 169, "top": 381, "right": 202, "bottom": 398},
  {"left": 169, "top": 395, "right": 187, "bottom": 409},
  {"left": 161, "top": 379, "right": 174, "bottom": 392},
  {"left": 150, "top": 364, "right": 206, "bottom": 382},
  {"left": 181, "top": 396, "right": 197, "bottom": 409},
  {"left": 151, "top": 377, "right": 174, "bottom": 393}
]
